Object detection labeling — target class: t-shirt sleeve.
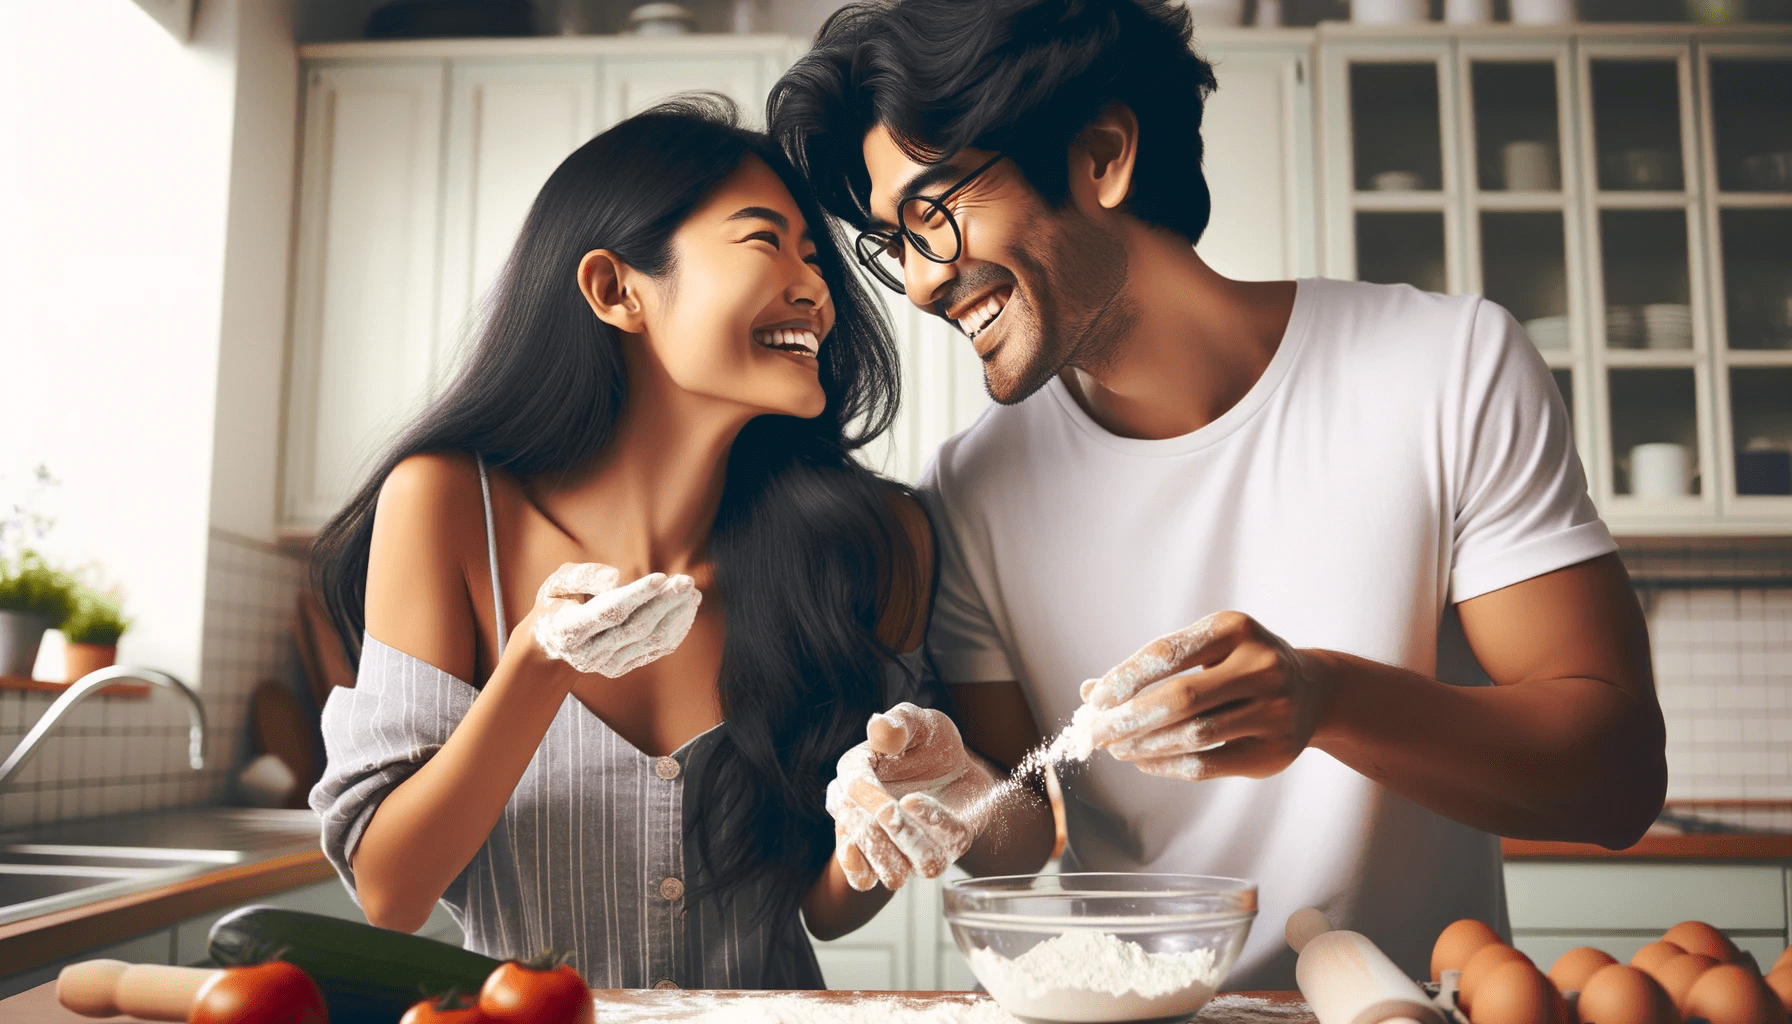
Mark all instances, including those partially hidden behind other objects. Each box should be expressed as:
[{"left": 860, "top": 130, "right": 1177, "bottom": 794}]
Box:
[
  {"left": 307, "top": 637, "right": 479, "bottom": 904},
  {"left": 1448, "top": 298, "right": 1616, "bottom": 602},
  {"left": 918, "top": 458, "right": 1017, "bottom": 684}
]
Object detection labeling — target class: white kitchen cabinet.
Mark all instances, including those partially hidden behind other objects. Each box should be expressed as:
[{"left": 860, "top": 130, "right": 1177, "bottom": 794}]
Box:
[
  {"left": 1503, "top": 860, "right": 1791, "bottom": 972},
  {"left": 283, "top": 62, "right": 447, "bottom": 533},
  {"left": 1318, "top": 23, "right": 1792, "bottom": 536},
  {"left": 435, "top": 59, "right": 603, "bottom": 375}
]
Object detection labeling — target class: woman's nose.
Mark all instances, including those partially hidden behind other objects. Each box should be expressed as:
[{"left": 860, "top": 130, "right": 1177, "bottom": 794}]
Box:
[{"left": 788, "top": 260, "right": 830, "bottom": 310}]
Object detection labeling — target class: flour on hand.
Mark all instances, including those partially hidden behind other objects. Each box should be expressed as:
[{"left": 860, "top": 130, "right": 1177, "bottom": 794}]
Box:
[{"left": 531, "top": 562, "right": 701, "bottom": 677}]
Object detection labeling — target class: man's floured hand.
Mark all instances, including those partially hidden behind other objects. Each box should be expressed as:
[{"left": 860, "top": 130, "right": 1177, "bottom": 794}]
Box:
[
  {"left": 1080, "top": 611, "right": 1330, "bottom": 781},
  {"left": 530, "top": 562, "right": 701, "bottom": 677},
  {"left": 825, "top": 702, "right": 1000, "bottom": 892}
]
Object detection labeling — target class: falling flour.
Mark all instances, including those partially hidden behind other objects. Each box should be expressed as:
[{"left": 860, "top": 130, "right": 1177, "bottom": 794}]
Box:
[
  {"left": 961, "top": 702, "right": 1099, "bottom": 824},
  {"left": 968, "top": 929, "right": 1220, "bottom": 1023}
]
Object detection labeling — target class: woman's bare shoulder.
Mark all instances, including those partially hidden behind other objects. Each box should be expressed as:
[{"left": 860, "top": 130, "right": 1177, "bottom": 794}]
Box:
[{"left": 366, "top": 452, "right": 484, "bottom": 680}]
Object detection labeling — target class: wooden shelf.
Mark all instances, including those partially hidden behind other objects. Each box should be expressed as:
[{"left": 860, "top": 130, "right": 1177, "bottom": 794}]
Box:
[{"left": 0, "top": 675, "right": 149, "bottom": 698}]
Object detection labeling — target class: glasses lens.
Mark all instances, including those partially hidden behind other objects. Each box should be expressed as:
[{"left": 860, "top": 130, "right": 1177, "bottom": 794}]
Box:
[
  {"left": 855, "top": 231, "right": 907, "bottom": 292},
  {"left": 899, "top": 197, "right": 961, "bottom": 263}
]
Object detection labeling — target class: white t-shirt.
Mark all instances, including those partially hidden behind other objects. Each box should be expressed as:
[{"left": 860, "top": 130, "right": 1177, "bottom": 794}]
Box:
[{"left": 921, "top": 278, "right": 1616, "bottom": 991}]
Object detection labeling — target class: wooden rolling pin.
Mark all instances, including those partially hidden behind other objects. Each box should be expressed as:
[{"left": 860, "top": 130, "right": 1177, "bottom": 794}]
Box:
[
  {"left": 58, "top": 958, "right": 326, "bottom": 1022},
  {"left": 1288, "top": 908, "right": 1446, "bottom": 1024},
  {"left": 59, "top": 960, "right": 216, "bottom": 1019}
]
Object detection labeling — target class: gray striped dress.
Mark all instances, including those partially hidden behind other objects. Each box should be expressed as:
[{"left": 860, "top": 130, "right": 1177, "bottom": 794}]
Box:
[{"left": 310, "top": 462, "right": 932, "bottom": 989}]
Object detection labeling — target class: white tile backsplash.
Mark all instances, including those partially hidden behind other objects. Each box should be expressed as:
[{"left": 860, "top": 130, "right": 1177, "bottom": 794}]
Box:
[{"left": 0, "top": 529, "right": 307, "bottom": 829}]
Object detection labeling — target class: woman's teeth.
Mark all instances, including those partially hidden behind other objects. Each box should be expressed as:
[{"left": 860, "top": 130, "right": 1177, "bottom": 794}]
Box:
[
  {"left": 960, "top": 293, "right": 1009, "bottom": 339},
  {"left": 754, "top": 328, "right": 820, "bottom": 357}
]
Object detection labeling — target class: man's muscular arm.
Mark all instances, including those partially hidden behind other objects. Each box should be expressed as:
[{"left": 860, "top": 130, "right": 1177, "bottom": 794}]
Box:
[{"left": 1086, "top": 553, "right": 1665, "bottom": 849}]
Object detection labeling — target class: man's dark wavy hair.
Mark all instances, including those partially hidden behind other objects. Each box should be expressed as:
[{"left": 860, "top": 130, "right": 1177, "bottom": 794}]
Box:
[{"left": 768, "top": 0, "right": 1219, "bottom": 243}]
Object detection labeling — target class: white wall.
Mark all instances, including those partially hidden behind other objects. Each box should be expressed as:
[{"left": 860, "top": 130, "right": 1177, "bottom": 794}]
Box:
[
  {"left": 210, "top": 0, "right": 299, "bottom": 543},
  {"left": 0, "top": 0, "right": 296, "bottom": 683}
]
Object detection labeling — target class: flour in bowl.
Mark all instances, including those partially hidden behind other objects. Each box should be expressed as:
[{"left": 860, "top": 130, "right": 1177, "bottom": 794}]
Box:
[{"left": 968, "top": 928, "right": 1219, "bottom": 1023}]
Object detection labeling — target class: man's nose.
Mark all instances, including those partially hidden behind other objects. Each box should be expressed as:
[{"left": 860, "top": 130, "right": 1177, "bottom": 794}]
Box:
[{"left": 903, "top": 253, "right": 957, "bottom": 311}]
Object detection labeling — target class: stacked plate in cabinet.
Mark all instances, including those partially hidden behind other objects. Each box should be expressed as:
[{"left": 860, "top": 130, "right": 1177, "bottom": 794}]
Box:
[
  {"left": 1605, "top": 305, "right": 1645, "bottom": 348},
  {"left": 1643, "top": 303, "right": 1693, "bottom": 349},
  {"left": 1522, "top": 315, "right": 1570, "bottom": 349}
]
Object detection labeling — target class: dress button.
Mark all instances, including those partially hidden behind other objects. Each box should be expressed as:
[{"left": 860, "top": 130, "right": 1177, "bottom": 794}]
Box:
[
  {"left": 653, "top": 979, "right": 680, "bottom": 990},
  {"left": 654, "top": 756, "right": 681, "bottom": 780},
  {"left": 659, "top": 876, "right": 685, "bottom": 901}
]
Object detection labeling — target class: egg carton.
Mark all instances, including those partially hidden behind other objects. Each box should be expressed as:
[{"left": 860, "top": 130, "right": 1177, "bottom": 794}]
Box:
[{"left": 1423, "top": 969, "right": 1473, "bottom": 1024}]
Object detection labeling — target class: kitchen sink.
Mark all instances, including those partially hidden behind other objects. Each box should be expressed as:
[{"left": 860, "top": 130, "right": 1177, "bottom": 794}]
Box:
[{"left": 0, "top": 843, "right": 243, "bottom": 926}]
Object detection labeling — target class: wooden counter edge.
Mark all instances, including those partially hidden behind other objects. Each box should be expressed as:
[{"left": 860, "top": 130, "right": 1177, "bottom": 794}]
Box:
[
  {"left": 0, "top": 849, "right": 334, "bottom": 976},
  {"left": 1502, "top": 834, "right": 1792, "bottom": 859}
]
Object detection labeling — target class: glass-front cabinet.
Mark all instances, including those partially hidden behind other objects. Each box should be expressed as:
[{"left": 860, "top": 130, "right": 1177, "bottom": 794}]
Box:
[{"left": 1321, "top": 24, "right": 1792, "bottom": 535}]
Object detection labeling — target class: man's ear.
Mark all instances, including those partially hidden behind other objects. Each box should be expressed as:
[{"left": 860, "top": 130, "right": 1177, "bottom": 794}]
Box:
[
  {"left": 1071, "top": 103, "right": 1140, "bottom": 212},
  {"left": 578, "top": 249, "right": 648, "bottom": 332}
]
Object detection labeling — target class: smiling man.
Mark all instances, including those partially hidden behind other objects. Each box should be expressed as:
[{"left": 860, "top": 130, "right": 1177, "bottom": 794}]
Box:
[{"left": 770, "top": 0, "right": 1667, "bottom": 989}]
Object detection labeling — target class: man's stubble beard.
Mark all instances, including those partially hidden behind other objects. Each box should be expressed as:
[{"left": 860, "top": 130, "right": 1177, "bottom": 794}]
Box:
[{"left": 983, "top": 208, "right": 1137, "bottom": 406}]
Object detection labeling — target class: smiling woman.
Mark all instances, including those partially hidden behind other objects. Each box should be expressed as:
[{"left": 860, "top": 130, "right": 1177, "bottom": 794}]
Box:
[{"left": 304, "top": 96, "right": 937, "bottom": 990}]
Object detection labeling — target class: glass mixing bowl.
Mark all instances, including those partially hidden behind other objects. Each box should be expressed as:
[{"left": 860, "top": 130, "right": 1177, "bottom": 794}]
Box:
[{"left": 944, "top": 873, "right": 1257, "bottom": 1024}]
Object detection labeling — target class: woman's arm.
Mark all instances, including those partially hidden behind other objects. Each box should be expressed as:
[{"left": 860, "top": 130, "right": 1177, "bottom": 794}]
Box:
[{"left": 348, "top": 454, "right": 581, "bottom": 933}]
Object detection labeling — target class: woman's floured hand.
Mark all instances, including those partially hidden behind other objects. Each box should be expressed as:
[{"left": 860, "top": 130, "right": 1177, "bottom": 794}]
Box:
[
  {"left": 529, "top": 562, "right": 701, "bottom": 677},
  {"left": 825, "top": 702, "right": 1001, "bottom": 892}
]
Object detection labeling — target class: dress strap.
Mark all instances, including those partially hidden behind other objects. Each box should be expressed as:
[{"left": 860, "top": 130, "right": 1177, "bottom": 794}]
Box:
[{"left": 476, "top": 454, "right": 508, "bottom": 659}]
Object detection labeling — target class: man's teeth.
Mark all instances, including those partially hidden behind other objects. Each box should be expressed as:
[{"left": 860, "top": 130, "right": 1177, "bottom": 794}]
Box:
[
  {"left": 959, "top": 293, "right": 1009, "bottom": 338},
  {"left": 754, "top": 328, "right": 820, "bottom": 357}
]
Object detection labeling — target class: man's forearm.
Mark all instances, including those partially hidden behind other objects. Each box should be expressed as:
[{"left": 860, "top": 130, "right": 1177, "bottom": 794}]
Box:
[{"left": 1307, "top": 649, "right": 1666, "bottom": 848}]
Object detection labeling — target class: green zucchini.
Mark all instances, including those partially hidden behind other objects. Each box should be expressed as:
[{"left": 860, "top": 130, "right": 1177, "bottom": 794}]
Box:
[{"left": 208, "top": 905, "right": 501, "bottom": 1023}]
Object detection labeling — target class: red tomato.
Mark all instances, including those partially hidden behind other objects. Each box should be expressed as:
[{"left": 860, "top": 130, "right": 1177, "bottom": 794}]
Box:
[
  {"left": 399, "top": 992, "right": 489, "bottom": 1024},
  {"left": 189, "top": 962, "right": 328, "bottom": 1024},
  {"left": 478, "top": 961, "right": 594, "bottom": 1024}
]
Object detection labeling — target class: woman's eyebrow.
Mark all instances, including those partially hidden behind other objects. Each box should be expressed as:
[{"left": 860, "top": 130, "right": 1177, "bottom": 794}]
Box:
[{"left": 727, "top": 206, "right": 812, "bottom": 242}]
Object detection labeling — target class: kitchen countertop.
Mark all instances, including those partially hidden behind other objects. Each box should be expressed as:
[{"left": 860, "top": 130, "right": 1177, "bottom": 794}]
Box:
[
  {"left": 0, "top": 984, "right": 1312, "bottom": 1022},
  {"left": 1502, "top": 833, "right": 1792, "bottom": 859},
  {"left": 0, "top": 807, "right": 332, "bottom": 978}
]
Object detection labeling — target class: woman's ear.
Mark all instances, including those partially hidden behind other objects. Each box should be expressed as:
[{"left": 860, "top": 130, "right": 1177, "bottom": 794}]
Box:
[
  {"left": 578, "top": 249, "right": 648, "bottom": 332},
  {"left": 1070, "top": 103, "right": 1140, "bottom": 213}
]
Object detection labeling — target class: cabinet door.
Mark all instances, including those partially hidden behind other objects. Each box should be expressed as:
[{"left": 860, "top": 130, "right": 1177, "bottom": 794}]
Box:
[
  {"left": 1196, "top": 45, "right": 1318, "bottom": 281},
  {"left": 810, "top": 871, "right": 914, "bottom": 989},
  {"left": 1320, "top": 39, "right": 1462, "bottom": 293},
  {"left": 283, "top": 63, "right": 446, "bottom": 533},
  {"left": 436, "top": 59, "right": 602, "bottom": 380},
  {"left": 602, "top": 54, "right": 766, "bottom": 128}
]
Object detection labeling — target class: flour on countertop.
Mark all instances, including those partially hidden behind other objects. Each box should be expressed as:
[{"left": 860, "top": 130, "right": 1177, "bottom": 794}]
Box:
[{"left": 591, "top": 991, "right": 1021, "bottom": 1023}]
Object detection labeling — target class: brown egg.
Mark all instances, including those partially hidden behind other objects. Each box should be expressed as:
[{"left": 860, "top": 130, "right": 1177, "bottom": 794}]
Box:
[
  {"left": 1630, "top": 940, "right": 1688, "bottom": 976},
  {"left": 1683, "top": 964, "right": 1787, "bottom": 1024},
  {"left": 1664, "top": 921, "right": 1743, "bottom": 965},
  {"left": 1577, "top": 965, "right": 1677, "bottom": 1024},
  {"left": 1436, "top": 918, "right": 1506, "bottom": 982},
  {"left": 1764, "top": 968, "right": 1792, "bottom": 1015},
  {"left": 1462, "top": 945, "right": 1537, "bottom": 1011},
  {"left": 1552, "top": 947, "right": 1620, "bottom": 995},
  {"left": 1650, "top": 952, "right": 1719, "bottom": 1011},
  {"left": 1470, "top": 960, "right": 1558, "bottom": 1024},
  {"left": 1775, "top": 948, "right": 1792, "bottom": 976}
]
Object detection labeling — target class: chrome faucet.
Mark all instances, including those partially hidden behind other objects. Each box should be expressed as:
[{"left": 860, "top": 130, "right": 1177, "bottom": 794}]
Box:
[{"left": 0, "top": 667, "right": 206, "bottom": 795}]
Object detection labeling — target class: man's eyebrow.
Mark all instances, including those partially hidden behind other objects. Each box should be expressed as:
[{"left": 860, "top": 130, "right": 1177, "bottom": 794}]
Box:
[{"left": 867, "top": 162, "right": 971, "bottom": 229}]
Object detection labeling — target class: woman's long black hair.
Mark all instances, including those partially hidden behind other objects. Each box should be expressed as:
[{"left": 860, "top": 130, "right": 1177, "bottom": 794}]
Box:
[{"left": 310, "top": 95, "right": 920, "bottom": 929}]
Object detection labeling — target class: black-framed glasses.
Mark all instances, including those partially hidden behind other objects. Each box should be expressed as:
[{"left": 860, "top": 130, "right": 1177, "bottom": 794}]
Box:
[{"left": 853, "top": 153, "right": 1005, "bottom": 294}]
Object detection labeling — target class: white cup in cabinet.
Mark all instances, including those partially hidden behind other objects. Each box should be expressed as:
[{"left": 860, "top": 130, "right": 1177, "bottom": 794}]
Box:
[
  {"left": 1630, "top": 442, "right": 1693, "bottom": 499},
  {"left": 1503, "top": 141, "right": 1557, "bottom": 191}
]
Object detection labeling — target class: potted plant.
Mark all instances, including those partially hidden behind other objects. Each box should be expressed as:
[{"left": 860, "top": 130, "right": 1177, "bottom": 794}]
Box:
[
  {"left": 61, "top": 586, "right": 131, "bottom": 682},
  {"left": 0, "top": 551, "right": 78, "bottom": 678}
]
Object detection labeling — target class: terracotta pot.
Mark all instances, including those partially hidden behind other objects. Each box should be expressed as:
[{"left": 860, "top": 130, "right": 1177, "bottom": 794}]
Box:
[
  {"left": 0, "top": 611, "right": 52, "bottom": 678},
  {"left": 64, "top": 642, "right": 118, "bottom": 683}
]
